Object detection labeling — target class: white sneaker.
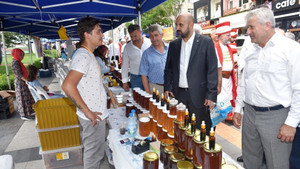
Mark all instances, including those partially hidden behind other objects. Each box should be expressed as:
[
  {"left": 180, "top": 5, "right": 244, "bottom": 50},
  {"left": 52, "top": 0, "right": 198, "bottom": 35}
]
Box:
[{"left": 20, "top": 116, "right": 32, "bottom": 121}]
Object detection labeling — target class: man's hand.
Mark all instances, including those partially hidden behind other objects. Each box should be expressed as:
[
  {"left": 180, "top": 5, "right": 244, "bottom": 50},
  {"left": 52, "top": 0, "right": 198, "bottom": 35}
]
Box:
[
  {"left": 232, "top": 112, "right": 242, "bottom": 129},
  {"left": 85, "top": 111, "right": 103, "bottom": 126},
  {"left": 123, "top": 83, "right": 130, "bottom": 91},
  {"left": 277, "top": 124, "right": 296, "bottom": 142},
  {"left": 204, "top": 99, "right": 215, "bottom": 110},
  {"left": 164, "top": 91, "right": 174, "bottom": 99}
]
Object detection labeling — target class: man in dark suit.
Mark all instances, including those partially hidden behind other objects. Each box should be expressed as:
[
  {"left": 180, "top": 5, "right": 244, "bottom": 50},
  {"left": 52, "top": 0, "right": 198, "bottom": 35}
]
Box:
[{"left": 164, "top": 13, "right": 218, "bottom": 133}]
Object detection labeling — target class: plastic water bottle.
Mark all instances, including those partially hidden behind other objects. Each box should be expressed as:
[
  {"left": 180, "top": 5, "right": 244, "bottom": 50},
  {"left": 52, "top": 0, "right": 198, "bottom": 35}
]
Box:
[{"left": 127, "top": 110, "right": 137, "bottom": 136}]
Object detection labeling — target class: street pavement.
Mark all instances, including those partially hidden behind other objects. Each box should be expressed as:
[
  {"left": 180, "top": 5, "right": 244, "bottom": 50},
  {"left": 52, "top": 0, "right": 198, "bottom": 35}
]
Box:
[{"left": 0, "top": 75, "right": 243, "bottom": 169}]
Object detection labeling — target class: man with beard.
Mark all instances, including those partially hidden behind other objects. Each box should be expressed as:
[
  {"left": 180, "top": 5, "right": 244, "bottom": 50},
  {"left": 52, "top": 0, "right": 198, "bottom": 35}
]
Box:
[
  {"left": 122, "top": 24, "right": 151, "bottom": 91},
  {"left": 164, "top": 13, "right": 218, "bottom": 133},
  {"left": 214, "top": 22, "right": 237, "bottom": 121}
]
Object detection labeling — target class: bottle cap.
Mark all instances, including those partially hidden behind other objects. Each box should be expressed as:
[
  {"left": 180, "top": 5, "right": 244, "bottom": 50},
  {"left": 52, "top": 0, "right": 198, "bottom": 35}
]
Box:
[
  {"left": 153, "top": 87, "right": 155, "bottom": 92},
  {"left": 192, "top": 113, "right": 196, "bottom": 121},
  {"left": 201, "top": 121, "right": 206, "bottom": 128},
  {"left": 156, "top": 90, "right": 159, "bottom": 95},
  {"left": 210, "top": 127, "right": 214, "bottom": 136},
  {"left": 129, "top": 113, "right": 133, "bottom": 117},
  {"left": 131, "top": 109, "right": 136, "bottom": 113},
  {"left": 161, "top": 93, "right": 164, "bottom": 99},
  {"left": 185, "top": 108, "right": 189, "bottom": 115}
]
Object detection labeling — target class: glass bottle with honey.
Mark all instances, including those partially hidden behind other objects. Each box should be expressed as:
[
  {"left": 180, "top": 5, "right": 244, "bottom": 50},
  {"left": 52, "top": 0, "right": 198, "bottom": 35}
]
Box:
[
  {"left": 191, "top": 113, "right": 196, "bottom": 134},
  {"left": 161, "top": 94, "right": 165, "bottom": 107},
  {"left": 152, "top": 88, "right": 156, "bottom": 100},
  {"left": 200, "top": 121, "right": 206, "bottom": 141},
  {"left": 184, "top": 109, "right": 189, "bottom": 128},
  {"left": 156, "top": 90, "right": 160, "bottom": 103},
  {"left": 166, "top": 97, "right": 170, "bottom": 110},
  {"left": 209, "top": 128, "right": 215, "bottom": 150}
]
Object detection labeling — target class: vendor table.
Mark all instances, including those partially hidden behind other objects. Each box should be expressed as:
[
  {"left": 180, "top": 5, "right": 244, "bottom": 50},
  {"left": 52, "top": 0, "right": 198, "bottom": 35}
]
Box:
[{"left": 106, "top": 108, "right": 244, "bottom": 169}]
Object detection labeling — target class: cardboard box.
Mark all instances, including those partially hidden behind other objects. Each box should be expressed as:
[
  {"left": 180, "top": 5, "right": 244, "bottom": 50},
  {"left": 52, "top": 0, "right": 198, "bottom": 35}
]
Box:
[
  {"left": 0, "top": 90, "right": 15, "bottom": 117},
  {"left": 41, "top": 145, "right": 83, "bottom": 169}
]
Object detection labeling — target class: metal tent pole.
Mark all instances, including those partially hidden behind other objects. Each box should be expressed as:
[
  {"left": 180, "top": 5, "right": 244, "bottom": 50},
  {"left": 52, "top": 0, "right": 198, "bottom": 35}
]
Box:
[
  {"left": 28, "top": 35, "right": 33, "bottom": 65},
  {"left": 1, "top": 21, "right": 11, "bottom": 89}
]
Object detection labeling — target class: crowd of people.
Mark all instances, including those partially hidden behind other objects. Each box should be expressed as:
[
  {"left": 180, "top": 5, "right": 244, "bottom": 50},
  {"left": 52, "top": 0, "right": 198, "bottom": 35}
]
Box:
[{"left": 11, "top": 4, "right": 300, "bottom": 169}]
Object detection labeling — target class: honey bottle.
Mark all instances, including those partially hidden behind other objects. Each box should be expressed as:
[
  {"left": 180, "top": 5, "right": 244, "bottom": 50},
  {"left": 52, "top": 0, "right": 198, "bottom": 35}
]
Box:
[
  {"left": 209, "top": 128, "right": 215, "bottom": 150},
  {"left": 191, "top": 113, "right": 196, "bottom": 134},
  {"left": 184, "top": 109, "right": 189, "bottom": 128},
  {"left": 166, "top": 97, "right": 170, "bottom": 110},
  {"left": 152, "top": 88, "right": 156, "bottom": 100},
  {"left": 156, "top": 90, "right": 160, "bottom": 103},
  {"left": 161, "top": 94, "right": 165, "bottom": 107},
  {"left": 200, "top": 121, "right": 206, "bottom": 141}
]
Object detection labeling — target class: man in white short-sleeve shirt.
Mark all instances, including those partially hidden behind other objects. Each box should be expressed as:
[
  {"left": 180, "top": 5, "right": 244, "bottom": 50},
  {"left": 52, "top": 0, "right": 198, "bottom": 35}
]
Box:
[{"left": 62, "top": 17, "right": 106, "bottom": 169}]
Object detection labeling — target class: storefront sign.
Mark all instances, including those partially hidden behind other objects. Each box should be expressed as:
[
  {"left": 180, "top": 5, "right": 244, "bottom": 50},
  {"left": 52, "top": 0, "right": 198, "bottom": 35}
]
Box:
[
  {"left": 273, "top": 0, "right": 300, "bottom": 11},
  {"left": 197, "top": 21, "right": 210, "bottom": 28},
  {"left": 163, "top": 27, "right": 174, "bottom": 41}
]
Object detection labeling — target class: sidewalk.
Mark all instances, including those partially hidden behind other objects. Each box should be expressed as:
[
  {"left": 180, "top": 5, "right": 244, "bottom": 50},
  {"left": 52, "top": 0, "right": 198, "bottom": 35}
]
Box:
[{"left": 0, "top": 74, "right": 243, "bottom": 168}]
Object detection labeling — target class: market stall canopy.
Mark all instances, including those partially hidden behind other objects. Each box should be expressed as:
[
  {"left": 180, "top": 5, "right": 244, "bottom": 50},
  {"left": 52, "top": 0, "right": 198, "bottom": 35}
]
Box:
[{"left": 0, "top": 0, "right": 166, "bottom": 39}]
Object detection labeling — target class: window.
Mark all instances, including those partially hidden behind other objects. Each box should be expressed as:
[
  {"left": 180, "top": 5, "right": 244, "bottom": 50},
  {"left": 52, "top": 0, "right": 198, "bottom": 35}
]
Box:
[{"left": 188, "top": 8, "right": 194, "bottom": 15}]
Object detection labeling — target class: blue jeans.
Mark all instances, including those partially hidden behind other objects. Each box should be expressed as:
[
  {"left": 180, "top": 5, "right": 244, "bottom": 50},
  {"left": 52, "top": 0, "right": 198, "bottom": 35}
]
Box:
[
  {"left": 130, "top": 74, "right": 144, "bottom": 90},
  {"left": 290, "top": 127, "right": 300, "bottom": 169}
]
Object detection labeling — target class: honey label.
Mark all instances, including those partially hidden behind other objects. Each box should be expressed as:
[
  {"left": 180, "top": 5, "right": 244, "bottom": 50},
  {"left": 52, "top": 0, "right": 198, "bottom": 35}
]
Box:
[{"left": 56, "top": 152, "right": 69, "bottom": 160}]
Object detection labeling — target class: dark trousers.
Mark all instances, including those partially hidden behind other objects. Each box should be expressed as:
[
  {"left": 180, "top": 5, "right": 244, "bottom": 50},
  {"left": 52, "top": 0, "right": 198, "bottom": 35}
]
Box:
[
  {"left": 290, "top": 127, "right": 300, "bottom": 169},
  {"left": 176, "top": 88, "right": 212, "bottom": 135}
]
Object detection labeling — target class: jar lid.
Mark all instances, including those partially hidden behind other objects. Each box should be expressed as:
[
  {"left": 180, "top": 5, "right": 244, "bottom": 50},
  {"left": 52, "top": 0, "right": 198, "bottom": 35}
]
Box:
[
  {"left": 143, "top": 152, "right": 158, "bottom": 162},
  {"left": 222, "top": 164, "right": 238, "bottom": 169},
  {"left": 185, "top": 128, "right": 200, "bottom": 136},
  {"left": 164, "top": 145, "right": 178, "bottom": 154},
  {"left": 167, "top": 114, "right": 177, "bottom": 118},
  {"left": 174, "top": 119, "right": 184, "bottom": 125},
  {"left": 177, "top": 160, "right": 193, "bottom": 169},
  {"left": 203, "top": 143, "right": 222, "bottom": 153},
  {"left": 161, "top": 139, "right": 174, "bottom": 146},
  {"left": 193, "top": 135, "right": 209, "bottom": 144},
  {"left": 170, "top": 153, "right": 185, "bottom": 162}
]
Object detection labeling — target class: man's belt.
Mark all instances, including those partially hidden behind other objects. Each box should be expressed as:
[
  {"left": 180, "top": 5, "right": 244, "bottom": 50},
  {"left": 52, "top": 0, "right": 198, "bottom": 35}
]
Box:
[
  {"left": 250, "top": 104, "right": 284, "bottom": 112},
  {"left": 222, "top": 71, "right": 232, "bottom": 79},
  {"left": 155, "top": 83, "right": 164, "bottom": 86},
  {"left": 179, "top": 87, "right": 188, "bottom": 91}
]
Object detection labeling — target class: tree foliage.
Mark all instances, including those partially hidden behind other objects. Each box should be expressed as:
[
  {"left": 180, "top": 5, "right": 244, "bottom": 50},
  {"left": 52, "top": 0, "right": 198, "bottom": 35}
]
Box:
[
  {"left": 3, "top": 31, "right": 28, "bottom": 48},
  {"left": 141, "top": 0, "right": 185, "bottom": 32}
]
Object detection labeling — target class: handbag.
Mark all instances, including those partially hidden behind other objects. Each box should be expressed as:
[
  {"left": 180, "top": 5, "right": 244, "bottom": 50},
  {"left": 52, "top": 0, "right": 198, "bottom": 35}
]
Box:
[{"left": 211, "top": 92, "right": 233, "bottom": 127}]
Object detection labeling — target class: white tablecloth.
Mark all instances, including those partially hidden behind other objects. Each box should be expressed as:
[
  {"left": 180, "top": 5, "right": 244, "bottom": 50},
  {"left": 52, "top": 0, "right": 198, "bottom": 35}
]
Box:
[{"left": 107, "top": 129, "right": 244, "bottom": 169}]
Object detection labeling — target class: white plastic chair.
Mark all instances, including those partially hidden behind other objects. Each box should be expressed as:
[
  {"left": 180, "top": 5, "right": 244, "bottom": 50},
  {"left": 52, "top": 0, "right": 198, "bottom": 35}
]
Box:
[{"left": 26, "top": 82, "right": 49, "bottom": 102}]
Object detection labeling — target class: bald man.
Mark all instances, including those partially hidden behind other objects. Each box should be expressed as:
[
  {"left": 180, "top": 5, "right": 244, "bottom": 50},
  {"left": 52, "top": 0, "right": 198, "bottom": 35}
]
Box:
[{"left": 164, "top": 13, "right": 218, "bottom": 133}]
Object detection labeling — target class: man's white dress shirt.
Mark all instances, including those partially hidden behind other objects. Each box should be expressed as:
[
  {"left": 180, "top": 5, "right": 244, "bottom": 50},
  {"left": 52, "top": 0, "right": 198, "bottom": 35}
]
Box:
[
  {"left": 121, "top": 38, "right": 151, "bottom": 83},
  {"left": 235, "top": 33, "right": 300, "bottom": 128},
  {"left": 179, "top": 32, "right": 195, "bottom": 88}
]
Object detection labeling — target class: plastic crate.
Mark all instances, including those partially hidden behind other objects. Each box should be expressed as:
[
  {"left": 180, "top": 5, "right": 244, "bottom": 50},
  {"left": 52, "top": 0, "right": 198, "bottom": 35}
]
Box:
[
  {"left": 33, "top": 98, "right": 78, "bottom": 129},
  {"left": 40, "top": 145, "right": 83, "bottom": 169},
  {"left": 37, "top": 125, "right": 81, "bottom": 151}
]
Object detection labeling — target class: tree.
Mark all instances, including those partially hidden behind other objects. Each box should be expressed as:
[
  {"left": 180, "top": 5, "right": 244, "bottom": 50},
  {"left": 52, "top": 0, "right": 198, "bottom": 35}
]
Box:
[
  {"left": 141, "top": 0, "right": 185, "bottom": 33},
  {"left": 3, "top": 31, "right": 27, "bottom": 48}
]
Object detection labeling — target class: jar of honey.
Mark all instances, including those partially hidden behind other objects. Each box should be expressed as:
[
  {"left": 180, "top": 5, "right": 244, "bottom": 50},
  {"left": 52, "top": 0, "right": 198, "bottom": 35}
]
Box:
[
  {"left": 153, "top": 102, "right": 160, "bottom": 121},
  {"left": 193, "top": 135, "right": 209, "bottom": 168},
  {"left": 149, "top": 98, "right": 155, "bottom": 117},
  {"left": 156, "top": 124, "right": 163, "bottom": 141},
  {"left": 162, "top": 128, "right": 168, "bottom": 140},
  {"left": 169, "top": 152, "right": 185, "bottom": 169},
  {"left": 162, "top": 108, "right": 169, "bottom": 130},
  {"left": 167, "top": 114, "right": 177, "bottom": 137},
  {"left": 149, "top": 115, "right": 153, "bottom": 133},
  {"left": 153, "top": 119, "right": 158, "bottom": 137},
  {"left": 203, "top": 143, "right": 222, "bottom": 169},
  {"left": 145, "top": 94, "right": 152, "bottom": 110},
  {"left": 177, "top": 160, "right": 193, "bottom": 169},
  {"left": 174, "top": 120, "right": 184, "bottom": 145},
  {"left": 164, "top": 146, "right": 178, "bottom": 169},
  {"left": 157, "top": 106, "right": 164, "bottom": 125},
  {"left": 169, "top": 98, "right": 178, "bottom": 116},
  {"left": 185, "top": 128, "right": 200, "bottom": 160},
  {"left": 176, "top": 103, "right": 186, "bottom": 122},
  {"left": 143, "top": 152, "right": 159, "bottom": 169},
  {"left": 178, "top": 124, "right": 189, "bottom": 152},
  {"left": 160, "top": 139, "right": 174, "bottom": 163}
]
